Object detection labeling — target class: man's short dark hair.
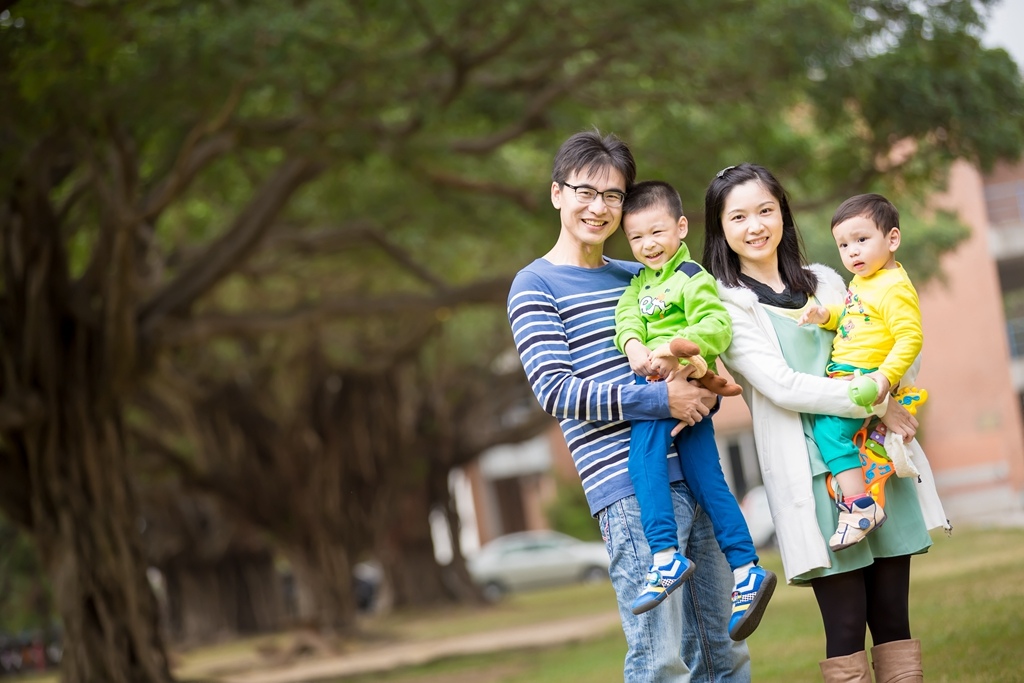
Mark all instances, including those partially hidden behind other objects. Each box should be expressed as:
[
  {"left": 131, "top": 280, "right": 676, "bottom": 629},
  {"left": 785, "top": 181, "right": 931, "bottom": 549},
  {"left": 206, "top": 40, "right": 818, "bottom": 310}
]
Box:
[
  {"left": 831, "top": 193, "right": 900, "bottom": 234},
  {"left": 552, "top": 130, "right": 636, "bottom": 190},
  {"left": 622, "top": 180, "right": 684, "bottom": 221}
]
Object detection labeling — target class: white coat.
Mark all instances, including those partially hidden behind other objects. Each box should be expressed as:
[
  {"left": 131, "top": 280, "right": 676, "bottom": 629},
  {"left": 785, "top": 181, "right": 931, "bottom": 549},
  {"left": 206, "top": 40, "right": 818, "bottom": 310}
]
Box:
[{"left": 717, "top": 264, "right": 950, "bottom": 583}]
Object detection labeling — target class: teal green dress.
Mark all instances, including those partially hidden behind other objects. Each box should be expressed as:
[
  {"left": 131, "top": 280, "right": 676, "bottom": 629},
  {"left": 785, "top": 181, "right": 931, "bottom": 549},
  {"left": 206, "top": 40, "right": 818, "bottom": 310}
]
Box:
[{"left": 763, "top": 303, "right": 932, "bottom": 585}]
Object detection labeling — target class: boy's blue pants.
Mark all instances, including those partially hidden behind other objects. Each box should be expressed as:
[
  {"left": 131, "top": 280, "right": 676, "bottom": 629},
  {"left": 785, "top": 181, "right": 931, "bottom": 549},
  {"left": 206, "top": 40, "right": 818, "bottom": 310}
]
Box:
[{"left": 629, "top": 404, "right": 758, "bottom": 571}]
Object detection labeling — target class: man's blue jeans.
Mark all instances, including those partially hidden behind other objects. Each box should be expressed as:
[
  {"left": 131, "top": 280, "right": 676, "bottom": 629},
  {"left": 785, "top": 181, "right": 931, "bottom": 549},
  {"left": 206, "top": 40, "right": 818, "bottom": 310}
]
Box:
[{"left": 599, "top": 482, "right": 751, "bottom": 682}]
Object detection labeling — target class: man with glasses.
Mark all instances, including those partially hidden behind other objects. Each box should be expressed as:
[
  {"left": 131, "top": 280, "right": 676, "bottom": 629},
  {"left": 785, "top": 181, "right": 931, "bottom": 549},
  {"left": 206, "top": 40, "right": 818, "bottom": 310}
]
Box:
[{"left": 507, "top": 130, "right": 750, "bottom": 681}]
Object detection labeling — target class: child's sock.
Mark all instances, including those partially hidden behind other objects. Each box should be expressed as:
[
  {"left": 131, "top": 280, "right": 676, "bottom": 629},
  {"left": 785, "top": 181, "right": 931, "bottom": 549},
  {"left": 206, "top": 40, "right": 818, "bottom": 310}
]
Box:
[
  {"left": 653, "top": 548, "right": 678, "bottom": 567},
  {"left": 733, "top": 561, "right": 756, "bottom": 586},
  {"left": 843, "top": 493, "right": 872, "bottom": 505}
]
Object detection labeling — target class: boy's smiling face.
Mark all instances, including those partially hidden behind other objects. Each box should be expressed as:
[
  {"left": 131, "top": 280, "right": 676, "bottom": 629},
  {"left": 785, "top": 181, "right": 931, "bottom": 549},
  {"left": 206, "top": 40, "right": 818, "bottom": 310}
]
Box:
[
  {"left": 832, "top": 214, "right": 900, "bottom": 277},
  {"left": 622, "top": 205, "right": 688, "bottom": 270}
]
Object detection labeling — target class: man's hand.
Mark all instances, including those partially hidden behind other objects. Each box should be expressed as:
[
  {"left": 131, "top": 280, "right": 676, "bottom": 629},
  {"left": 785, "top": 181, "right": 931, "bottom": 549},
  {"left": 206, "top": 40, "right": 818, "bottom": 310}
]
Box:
[
  {"left": 880, "top": 395, "right": 918, "bottom": 442},
  {"left": 798, "top": 305, "right": 829, "bottom": 326},
  {"left": 665, "top": 371, "right": 713, "bottom": 434}
]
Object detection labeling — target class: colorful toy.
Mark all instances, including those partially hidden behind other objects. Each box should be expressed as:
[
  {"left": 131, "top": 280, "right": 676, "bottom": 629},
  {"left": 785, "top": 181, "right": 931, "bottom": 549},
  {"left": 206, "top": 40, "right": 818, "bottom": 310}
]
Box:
[
  {"left": 826, "top": 424, "right": 896, "bottom": 505},
  {"left": 847, "top": 369, "right": 879, "bottom": 407},
  {"left": 826, "top": 385, "right": 929, "bottom": 501},
  {"left": 893, "top": 386, "right": 928, "bottom": 415}
]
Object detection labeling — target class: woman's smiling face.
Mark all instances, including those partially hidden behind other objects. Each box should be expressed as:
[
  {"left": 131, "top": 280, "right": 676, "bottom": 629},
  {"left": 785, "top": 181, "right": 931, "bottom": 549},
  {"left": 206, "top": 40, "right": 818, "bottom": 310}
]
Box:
[{"left": 721, "top": 179, "right": 784, "bottom": 273}]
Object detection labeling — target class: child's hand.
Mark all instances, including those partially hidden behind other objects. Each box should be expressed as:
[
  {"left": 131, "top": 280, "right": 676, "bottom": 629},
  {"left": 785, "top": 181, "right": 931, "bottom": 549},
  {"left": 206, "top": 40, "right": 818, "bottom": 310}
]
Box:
[
  {"left": 650, "top": 355, "right": 681, "bottom": 380},
  {"left": 866, "top": 371, "right": 891, "bottom": 405},
  {"left": 798, "top": 305, "right": 829, "bottom": 326},
  {"left": 624, "top": 339, "right": 656, "bottom": 378}
]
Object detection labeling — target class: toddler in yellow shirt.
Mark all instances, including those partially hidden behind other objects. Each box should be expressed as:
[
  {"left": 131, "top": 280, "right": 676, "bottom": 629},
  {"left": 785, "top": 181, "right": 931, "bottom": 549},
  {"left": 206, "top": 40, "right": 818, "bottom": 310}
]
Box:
[{"left": 799, "top": 193, "right": 923, "bottom": 551}]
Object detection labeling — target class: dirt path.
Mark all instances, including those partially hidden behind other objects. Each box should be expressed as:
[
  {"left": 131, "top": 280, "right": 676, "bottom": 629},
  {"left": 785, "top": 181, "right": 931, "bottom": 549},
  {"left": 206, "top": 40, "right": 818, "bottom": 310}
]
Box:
[{"left": 205, "top": 611, "right": 622, "bottom": 683}]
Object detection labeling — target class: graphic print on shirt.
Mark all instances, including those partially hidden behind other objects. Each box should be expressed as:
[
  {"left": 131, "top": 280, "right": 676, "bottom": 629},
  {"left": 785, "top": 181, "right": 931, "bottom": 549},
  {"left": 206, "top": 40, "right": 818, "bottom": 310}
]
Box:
[
  {"left": 839, "top": 289, "right": 871, "bottom": 339},
  {"left": 639, "top": 290, "right": 670, "bottom": 318}
]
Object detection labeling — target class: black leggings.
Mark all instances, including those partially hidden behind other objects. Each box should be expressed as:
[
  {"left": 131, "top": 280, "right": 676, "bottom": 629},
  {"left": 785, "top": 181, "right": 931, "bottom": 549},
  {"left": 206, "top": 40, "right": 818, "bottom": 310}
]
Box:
[{"left": 810, "top": 555, "right": 912, "bottom": 658}]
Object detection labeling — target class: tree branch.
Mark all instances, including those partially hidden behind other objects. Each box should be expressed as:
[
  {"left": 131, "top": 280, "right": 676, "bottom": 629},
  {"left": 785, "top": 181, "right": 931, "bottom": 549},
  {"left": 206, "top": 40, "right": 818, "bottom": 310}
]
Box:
[
  {"left": 461, "top": 403, "right": 553, "bottom": 459},
  {"left": 465, "top": 1, "right": 543, "bottom": 67},
  {"left": 55, "top": 172, "right": 93, "bottom": 223},
  {"left": 138, "top": 132, "right": 237, "bottom": 223},
  {"left": 261, "top": 222, "right": 379, "bottom": 254},
  {"left": 449, "top": 57, "right": 610, "bottom": 154},
  {"left": 138, "top": 83, "right": 245, "bottom": 222},
  {"left": 419, "top": 167, "right": 539, "bottom": 211},
  {"left": 150, "top": 274, "right": 514, "bottom": 345},
  {"left": 359, "top": 231, "right": 449, "bottom": 289},
  {"left": 256, "top": 222, "right": 450, "bottom": 288},
  {"left": 257, "top": 220, "right": 453, "bottom": 288},
  {"left": 139, "top": 157, "right": 323, "bottom": 333},
  {"left": 131, "top": 427, "right": 237, "bottom": 506}
]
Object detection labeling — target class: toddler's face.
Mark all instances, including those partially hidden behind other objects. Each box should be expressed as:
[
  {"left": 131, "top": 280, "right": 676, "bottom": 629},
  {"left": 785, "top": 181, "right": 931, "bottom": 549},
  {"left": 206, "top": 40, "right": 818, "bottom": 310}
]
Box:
[
  {"left": 622, "top": 205, "right": 687, "bottom": 270},
  {"left": 832, "top": 215, "right": 899, "bottom": 276}
]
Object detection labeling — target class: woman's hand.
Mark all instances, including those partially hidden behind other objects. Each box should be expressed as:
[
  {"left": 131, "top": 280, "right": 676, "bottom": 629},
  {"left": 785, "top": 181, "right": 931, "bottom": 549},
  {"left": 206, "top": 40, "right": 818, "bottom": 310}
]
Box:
[{"left": 880, "top": 394, "right": 918, "bottom": 441}]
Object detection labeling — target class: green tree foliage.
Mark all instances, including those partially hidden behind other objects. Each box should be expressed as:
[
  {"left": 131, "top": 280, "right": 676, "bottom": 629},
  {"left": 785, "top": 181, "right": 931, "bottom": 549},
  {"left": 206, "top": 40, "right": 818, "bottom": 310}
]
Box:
[
  {"left": 545, "top": 478, "right": 603, "bottom": 543},
  {"left": 0, "top": 516, "right": 55, "bottom": 634}
]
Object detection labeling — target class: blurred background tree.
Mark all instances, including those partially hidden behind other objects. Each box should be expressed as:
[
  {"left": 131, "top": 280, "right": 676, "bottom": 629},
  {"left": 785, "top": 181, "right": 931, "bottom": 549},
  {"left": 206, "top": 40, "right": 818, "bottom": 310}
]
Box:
[
  {"left": 1, "top": 1, "right": 1021, "bottom": 681},
  {"left": 0, "top": 516, "right": 56, "bottom": 634}
]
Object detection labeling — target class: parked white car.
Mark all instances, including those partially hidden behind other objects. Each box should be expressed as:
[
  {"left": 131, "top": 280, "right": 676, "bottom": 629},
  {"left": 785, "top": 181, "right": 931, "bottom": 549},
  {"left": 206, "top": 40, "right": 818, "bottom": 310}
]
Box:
[{"left": 467, "top": 530, "right": 609, "bottom": 601}]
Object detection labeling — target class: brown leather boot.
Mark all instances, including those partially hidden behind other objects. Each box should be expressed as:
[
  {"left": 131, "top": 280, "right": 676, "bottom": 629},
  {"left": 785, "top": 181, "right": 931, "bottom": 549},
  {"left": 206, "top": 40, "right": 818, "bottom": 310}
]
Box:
[
  {"left": 871, "top": 639, "right": 923, "bottom": 682},
  {"left": 819, "top": 650, "right": 872, "bottom": 682}
]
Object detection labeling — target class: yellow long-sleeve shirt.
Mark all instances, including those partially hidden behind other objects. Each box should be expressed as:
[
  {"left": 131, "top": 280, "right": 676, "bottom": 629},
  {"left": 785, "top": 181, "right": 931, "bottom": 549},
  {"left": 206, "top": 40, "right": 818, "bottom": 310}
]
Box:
[{"left": 822, "top": 263, "right": 923, "bottom": 386}]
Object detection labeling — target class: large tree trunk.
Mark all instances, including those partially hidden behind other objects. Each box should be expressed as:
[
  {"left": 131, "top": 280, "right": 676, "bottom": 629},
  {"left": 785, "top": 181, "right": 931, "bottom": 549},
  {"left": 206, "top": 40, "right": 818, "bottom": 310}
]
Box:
[
  {"left": 1, "top": 159, "right": 173, "bottom": 683},
  {"left": 162, "top": 551, "right": 281, "bottom": 645},
  {"left": 22, "top": 402, "right": 172, "bottom": 683},
  {"left": 285, "top": 539, "right": 357, "bottom": 634},
  {"left": 378, "top": 486, "right": 451, "bottom": 607},
  {"left": 150, "top": 372, "right": 374, "bottom": 635}
]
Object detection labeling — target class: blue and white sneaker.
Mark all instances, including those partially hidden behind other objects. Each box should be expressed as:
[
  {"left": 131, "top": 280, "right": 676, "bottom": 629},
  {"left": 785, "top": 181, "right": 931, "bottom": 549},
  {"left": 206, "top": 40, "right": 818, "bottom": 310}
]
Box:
[
  {"left": 729, "top": 565, "right": 777, "bottom": 641},
  {"left": 630, "top": 552, "right": 696, "bottom": 615}
]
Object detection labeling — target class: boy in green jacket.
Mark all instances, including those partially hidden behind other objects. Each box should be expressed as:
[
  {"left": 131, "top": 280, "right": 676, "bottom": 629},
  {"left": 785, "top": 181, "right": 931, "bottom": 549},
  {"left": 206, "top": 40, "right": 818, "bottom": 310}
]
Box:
[{"left": 615, "top": 180, "right": 775, "bottom": 641}]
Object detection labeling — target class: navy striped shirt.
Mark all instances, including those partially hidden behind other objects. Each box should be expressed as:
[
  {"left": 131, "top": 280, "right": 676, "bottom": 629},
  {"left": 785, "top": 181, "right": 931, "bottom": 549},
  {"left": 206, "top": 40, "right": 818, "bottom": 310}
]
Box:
[{"left": 507, "top": 257, "right": 684, "bottom": 515}]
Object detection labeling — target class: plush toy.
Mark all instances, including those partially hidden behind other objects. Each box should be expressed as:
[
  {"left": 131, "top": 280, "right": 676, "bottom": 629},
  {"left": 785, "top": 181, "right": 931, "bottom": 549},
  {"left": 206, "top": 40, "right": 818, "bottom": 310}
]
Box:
[
  {"left": 647, "top": 338, "right": 742, "bottom": 397},
  {"left": 883, "top": 386, "right": 928, "bottom": 478}
]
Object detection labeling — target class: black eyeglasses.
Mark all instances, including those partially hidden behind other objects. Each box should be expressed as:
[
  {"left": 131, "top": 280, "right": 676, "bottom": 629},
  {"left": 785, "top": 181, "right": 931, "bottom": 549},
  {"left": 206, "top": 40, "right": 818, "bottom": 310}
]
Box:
[{"left": 562, "top": 182, "right": 626, "bottom": 208}]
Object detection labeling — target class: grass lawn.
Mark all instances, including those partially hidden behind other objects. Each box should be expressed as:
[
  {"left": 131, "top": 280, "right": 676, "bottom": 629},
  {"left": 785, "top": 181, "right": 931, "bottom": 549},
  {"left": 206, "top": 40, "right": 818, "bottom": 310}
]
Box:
[{"left": 323, "top": 525, "right": 1024, "bottom": 683}]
